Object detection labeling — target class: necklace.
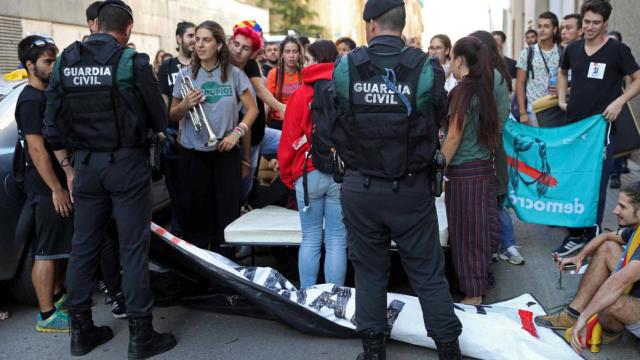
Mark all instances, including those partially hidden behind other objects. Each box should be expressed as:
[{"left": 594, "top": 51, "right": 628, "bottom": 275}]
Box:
[{"left": 202, "top": 61, "right": 220, "bottom": 77}]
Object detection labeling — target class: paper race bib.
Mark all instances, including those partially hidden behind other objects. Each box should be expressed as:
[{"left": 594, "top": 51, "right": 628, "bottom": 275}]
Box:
[{"left": 587, "top": 62, "right": 606, "bottom": 80}]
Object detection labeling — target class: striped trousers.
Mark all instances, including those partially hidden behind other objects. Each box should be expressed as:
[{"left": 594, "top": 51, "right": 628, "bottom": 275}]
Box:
[{"left": 445, "top": 159, "right": 499, "bottom": 297}]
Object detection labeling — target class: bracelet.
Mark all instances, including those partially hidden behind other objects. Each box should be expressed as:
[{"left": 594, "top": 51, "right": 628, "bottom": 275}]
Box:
[
  {"left": 233, "top": 126, "right": 245, "bottom": 137},
  {"left": 519, "top": 112, "right": 527, "bottom": 116},
  {"left": 232, "top": 131, "right": 242, "bottom": 140},
  {"left": 238, "top": 123, "right": 249, "bottom": 133},
  {"left": 242, "top": 160, "right": 251, "bottom": 167}
]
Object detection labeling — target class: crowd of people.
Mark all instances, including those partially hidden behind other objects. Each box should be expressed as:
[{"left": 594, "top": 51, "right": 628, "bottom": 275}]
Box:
[{"left": 8, "top": 0, "right": 640, "bottom": 358}]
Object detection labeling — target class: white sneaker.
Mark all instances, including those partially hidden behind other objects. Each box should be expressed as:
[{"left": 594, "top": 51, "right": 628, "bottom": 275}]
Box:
[{"left": 499, "top": 246, "right": 524, "bottom": 265}]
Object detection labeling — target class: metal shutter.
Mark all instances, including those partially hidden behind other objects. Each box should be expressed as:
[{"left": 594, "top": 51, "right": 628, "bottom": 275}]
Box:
[{"left": 0, "top": 16, "right": 23, "bottom": 74}]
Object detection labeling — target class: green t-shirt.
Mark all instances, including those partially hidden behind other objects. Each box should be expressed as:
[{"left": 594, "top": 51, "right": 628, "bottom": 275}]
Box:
[
  {"left": 444, "top": 96, "right": 491, "bottom": 166},
  {"left": 494, "top": 69, "right": 510, "bottom": 131},
  {"left": 494, "top": 69, "right": 511, "bottom": 196}
]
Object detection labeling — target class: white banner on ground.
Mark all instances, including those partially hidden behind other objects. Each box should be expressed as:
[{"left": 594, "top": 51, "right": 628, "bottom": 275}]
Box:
[{"left": 151, "top": 223, "right": 580, "bottom": 360}]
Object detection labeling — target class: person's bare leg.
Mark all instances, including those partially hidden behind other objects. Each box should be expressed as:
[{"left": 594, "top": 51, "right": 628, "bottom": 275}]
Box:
[
  {"left": 598, "top": 295, "right": 640, "bottom": 333},
  {"left": 32, "top": 259, "right": 56, "bottom": 313},
  {"left": 570, "top": 241, "right": 623, "bottom": 312}
]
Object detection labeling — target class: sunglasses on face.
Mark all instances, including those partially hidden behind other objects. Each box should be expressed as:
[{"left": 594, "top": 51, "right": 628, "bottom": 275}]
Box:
[{"left": 31, "top": 38, "right": 55, "bottom": 48}]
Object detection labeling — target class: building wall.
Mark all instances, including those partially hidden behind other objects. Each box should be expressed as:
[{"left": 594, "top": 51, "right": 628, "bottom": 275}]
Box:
[
  {"left": 310, "top": 0, "right": 423, "bottom": 47},
  {"left": 404, "top": 0, "right": 425, "bottom": 47},
  {"left": 607, "top": 0, "right": 640, "bottom": 120},
  {"left": 309, "top": 0, "right": 366, "bottom": 44},
  {"left": 0, "top": 0, "right": 268, "bottom": 72}
]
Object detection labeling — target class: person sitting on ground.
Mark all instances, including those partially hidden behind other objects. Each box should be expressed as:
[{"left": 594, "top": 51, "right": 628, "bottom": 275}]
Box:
[{"left": 535, "top": 181, "right": 640, "bottom": 349}]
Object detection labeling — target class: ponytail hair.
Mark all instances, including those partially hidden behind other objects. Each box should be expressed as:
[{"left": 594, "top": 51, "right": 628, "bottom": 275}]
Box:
[
  {"left": 469, "top": 30, "right": 512, "bottom": 92},
  {"left": 191, "top": 20, "right": 231, "bottom": 83},
  {"left": 448, "top": 36, "right": 499, "bottom": 150}
]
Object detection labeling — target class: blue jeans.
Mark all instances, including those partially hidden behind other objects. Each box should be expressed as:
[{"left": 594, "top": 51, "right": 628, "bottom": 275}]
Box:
[
  {"left": 611, "top": 155, "right": 627, "bottom": 178},
  {"left": 242, "top": 128, "right": 282, "bottom": 201},
  {"left": 499, "top": 203, "right": 516, "bottom": 251},
  {"left": 294, "top": 170, "right": 347, "bottom": 288}
]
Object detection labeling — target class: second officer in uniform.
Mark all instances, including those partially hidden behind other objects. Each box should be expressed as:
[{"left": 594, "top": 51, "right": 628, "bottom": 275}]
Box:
[
  {"left": 332, "top": 0, "right": 462, "bottom": 359},
  {"left": 44, "top": 1, "right": 177, "bottom": 358}
]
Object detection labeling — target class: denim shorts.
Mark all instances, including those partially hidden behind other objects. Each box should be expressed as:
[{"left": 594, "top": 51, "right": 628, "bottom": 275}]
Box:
[
  {"left": 627, "top": 321, "right": 640, "bottom": 338},
  {"left": 626, "top": 296, "right": 640, "bottom": 338}
]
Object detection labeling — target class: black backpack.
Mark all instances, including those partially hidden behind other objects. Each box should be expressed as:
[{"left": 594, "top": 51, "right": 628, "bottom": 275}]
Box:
[
  {"left": 308, "top": 79, "right": 338, "bottom": 173},
  {"left": 301, "top": 79, "right": 339, "bottom": 207}
]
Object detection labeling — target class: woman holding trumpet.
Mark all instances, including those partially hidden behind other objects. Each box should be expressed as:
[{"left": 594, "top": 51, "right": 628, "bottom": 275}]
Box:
[{"left": 170, "top": 20, "right": 258, "bottom": 254}]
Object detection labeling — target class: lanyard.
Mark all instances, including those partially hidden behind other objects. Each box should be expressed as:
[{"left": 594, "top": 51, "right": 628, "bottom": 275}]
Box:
[{"left": 538, "top": 45, "right": 552, "bottom": 75}]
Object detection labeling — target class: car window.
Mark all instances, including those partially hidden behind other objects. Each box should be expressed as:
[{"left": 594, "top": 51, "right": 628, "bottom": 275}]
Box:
[{"left": 0, "top": 82, "right": 26, "bottom": 155}]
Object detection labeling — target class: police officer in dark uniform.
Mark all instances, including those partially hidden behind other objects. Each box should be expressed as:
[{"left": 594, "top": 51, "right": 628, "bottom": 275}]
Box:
[
  {"left": 44, "top": 1, "right": 176, "bottom": 358},
  {"left": 332, "top": 1, "right": 462, "bottom": 359}
]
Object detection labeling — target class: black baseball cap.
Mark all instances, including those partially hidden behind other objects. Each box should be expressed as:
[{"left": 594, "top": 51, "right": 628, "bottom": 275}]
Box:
[
  {"left": 98, "top": 0, "right": 134, "bottom": 20},
  {"left": 363, "top": 0, "right": 404, "bottom": 21}
]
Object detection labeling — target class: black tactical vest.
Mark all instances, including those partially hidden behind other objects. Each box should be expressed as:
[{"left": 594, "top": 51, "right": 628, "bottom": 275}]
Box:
[
  {"left": 53, "top": 40, "right": 146, "bottom": 151},
  {"left": 342, "top": 47, "right": 438, "bottom": 179}
]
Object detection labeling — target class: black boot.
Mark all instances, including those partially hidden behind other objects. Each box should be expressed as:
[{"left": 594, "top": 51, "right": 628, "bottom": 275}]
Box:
[
  {"left": 69, "top": 311, "right": 114, "bottom": 356},
  {"left": 355, "top": 332, "right": 385, "bottom": 360},
  {"left": 128, "top": 314, "right": 177, "bottom": 359},
  {"left": 435, "top": 339, "right": 462, "bottom": 360}
]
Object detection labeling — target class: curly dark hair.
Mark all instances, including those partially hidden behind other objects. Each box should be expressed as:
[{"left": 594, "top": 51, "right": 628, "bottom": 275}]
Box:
[{"left": 622, "top": 182, "right": 640, "bottom": 212}]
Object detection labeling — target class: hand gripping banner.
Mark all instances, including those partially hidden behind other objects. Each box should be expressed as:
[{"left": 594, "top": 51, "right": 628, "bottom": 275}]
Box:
[{"left": 504, "top": 115, "right": 607, "bottom": 227}]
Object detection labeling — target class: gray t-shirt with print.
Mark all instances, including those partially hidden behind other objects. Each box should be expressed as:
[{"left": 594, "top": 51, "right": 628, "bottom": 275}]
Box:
[{"left": 173, "top": 65, "right": 251, "bottom": 151}]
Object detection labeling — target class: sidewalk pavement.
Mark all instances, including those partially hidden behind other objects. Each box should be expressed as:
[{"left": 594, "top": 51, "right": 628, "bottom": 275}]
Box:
[{"left": 1, "top": 163, "right": 640, "bottom": 359}]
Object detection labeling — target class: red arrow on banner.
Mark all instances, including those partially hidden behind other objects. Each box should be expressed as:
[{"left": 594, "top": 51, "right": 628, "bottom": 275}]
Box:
[{"left": 506, "top": 156, "right": 559, "bottom": 187}]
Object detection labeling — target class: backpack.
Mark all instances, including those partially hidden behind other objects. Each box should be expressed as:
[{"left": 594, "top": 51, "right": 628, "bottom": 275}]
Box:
[
  {"left": 308, "top": 79, "right": 338, "bottom": 174},
  {"left": 301, "top": 79, "right": 340, "bottom": 207},
  {"left": 510, "top": 44, "right": 564, "bottom": 120}
]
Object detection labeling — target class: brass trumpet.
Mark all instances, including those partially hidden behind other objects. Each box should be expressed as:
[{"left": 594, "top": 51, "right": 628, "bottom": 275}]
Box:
[{"left": 177, "top": 64, "right": 218, "bottom": 147}]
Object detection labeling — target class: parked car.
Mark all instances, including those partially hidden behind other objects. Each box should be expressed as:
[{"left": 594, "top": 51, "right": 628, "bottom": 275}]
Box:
[{"left": 0, "top": 79, "right": 171, "bottom": 305}]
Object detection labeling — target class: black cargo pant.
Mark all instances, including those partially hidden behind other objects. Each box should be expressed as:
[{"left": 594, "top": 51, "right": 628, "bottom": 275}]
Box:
[
  {"left": 341, "top": 170, "right": 462, "bottom": 343},
  {"left": 66, "top": 148, "right": 153, "bottom": 316},
  {"left": 178, "top": 147, "right": 241, "bottom": 257}
]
